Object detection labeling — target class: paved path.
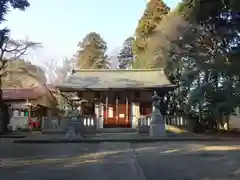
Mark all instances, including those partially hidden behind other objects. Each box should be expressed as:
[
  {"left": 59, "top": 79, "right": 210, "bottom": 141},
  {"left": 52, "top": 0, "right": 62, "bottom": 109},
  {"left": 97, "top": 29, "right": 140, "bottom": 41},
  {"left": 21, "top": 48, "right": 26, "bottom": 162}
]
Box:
[
  {"left": 1, "top": 138, "right": 240, "bottom": 179},
  {"left": 0, "top": 138, "right": 144, "bottom": 180},
  {"left": 133, "top": 141, "right": 240, "bottom": 180}
]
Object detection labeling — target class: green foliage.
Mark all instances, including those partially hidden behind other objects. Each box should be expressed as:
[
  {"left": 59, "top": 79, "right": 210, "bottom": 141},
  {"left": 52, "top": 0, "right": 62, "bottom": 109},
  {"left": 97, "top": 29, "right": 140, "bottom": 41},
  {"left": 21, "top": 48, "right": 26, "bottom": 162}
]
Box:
[
  {"left": 117, "top": 36, "right": 134, "bottom": 69},
  {"left": 76, "top": 32, "right": 110, "bottom": 69},
  {"left": 164, "top": 1, "right": 240, "bottom": 123},
  {"left": 175, "top": 0, "right": 240, "bottom": 24},
  {"left": 0, "top": 0, "right": 30, "bottom": 52},
  {"left": 0, "top": 0, "right": 30, "bottom": 22}
]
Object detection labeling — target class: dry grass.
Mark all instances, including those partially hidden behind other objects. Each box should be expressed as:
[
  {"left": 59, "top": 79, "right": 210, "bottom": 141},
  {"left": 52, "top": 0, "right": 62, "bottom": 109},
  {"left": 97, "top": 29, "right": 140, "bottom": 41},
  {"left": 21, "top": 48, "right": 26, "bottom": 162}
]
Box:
[{"left": 165, "top": 124, "right": 187, "bottom": 134}]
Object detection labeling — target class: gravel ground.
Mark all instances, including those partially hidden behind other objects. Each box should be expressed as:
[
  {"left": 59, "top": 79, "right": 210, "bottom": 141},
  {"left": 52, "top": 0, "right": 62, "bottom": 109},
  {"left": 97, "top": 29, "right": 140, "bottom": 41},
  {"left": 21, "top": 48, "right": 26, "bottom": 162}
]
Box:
[
  {"left": 1, "top": 138, "right": 240, "bottom": 180},
  {"left": 0, "top": 139, "right": 140, "bottom": 180},
  {"left": 133, "top": 141, "right": 240, "bottom": 180},
  {"left": 0, "top": 138, "right": 100, "bottom": 180}
]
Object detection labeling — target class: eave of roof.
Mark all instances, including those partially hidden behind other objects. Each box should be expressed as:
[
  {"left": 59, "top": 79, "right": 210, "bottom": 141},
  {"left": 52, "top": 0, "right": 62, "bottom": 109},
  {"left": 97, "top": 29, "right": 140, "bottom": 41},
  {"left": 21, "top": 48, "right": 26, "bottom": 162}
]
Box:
[
  {"left": 2, "top": 88, "right": 44, "bottom": 101},
  {"left": 57, "top": 68, "right": 174, "bottom": 91}
]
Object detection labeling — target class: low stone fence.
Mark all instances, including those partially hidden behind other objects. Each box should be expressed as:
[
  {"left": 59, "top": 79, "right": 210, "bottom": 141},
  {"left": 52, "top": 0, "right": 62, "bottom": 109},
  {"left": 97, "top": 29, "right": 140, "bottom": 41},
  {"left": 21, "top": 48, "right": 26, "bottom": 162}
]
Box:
[
  {"left": 137, "top": 114, "right": 188, "bottom": 133},
  {"left": 81, "top": 115, "right": 97, "bottom": 133},
  {"left": 81, "top": 115, "right": 96, "bottom": 127},
  {"left": 43, "top": 115, "right": 97, "bottom": 134}
]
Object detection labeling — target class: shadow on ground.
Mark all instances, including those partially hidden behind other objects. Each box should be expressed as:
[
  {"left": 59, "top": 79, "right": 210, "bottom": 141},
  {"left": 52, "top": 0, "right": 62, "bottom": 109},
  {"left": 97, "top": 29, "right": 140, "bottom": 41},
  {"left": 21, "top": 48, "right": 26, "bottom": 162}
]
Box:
[
  {"left": 0, "top": 140, "right": 137, "bottom": 180},
  {"left": 133, "top": 141, "right": 240, "bottom": 180},
  {"left": 1, "top": 138, "right": 240, "bottom": 180}
]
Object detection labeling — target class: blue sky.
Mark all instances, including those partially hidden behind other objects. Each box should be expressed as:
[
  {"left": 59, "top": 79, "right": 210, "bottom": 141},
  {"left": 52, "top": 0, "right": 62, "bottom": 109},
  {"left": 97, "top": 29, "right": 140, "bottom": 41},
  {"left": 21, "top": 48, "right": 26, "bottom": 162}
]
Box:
[{"left": 5, "top": 0, "right": 180, "bottom": 66}]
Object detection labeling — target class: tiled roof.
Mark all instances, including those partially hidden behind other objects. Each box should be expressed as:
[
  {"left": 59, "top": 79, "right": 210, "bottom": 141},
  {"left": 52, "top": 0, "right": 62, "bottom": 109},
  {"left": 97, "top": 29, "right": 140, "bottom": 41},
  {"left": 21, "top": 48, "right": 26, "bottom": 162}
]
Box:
[
  {"left": 2, "top": 88, "right": 44, "bottom": 100},
  {"left": 57, "top": 69, "right": 174, "bottom": 91}
]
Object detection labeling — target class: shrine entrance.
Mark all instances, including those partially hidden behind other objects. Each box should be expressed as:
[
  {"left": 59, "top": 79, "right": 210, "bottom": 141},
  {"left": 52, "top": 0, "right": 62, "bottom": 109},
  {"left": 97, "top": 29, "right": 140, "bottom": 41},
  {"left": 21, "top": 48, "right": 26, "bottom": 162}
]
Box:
[
  {"left": 57, "top": 69, "right": 175, "bottom": 129},
  {"left": 103, "top": 93, "right": 131, "bottom": 128}
]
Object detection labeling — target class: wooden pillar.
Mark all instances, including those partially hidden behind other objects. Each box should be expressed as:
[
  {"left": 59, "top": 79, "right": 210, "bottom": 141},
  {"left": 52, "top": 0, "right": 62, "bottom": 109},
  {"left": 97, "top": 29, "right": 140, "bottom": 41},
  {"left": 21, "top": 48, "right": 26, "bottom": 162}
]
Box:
[
  {"left": 46, "top": 108, "right": 53, "bottom": 129},
  {"left": 26, "top": 99, "right": 31, "bottom": 129},
  {"left": 115, "top": 94, "right": 119, "bottom": 124},
  {"left": 131, "top": 102, "right": 140, "bottom": 128},
  {"left": 126, "top": 97, "right": 128, "bottom": 124},
  {"left": 28, "top": 106, "right": 31, "bottom": 129},
  {"left": 104, "top": 96, "right": 108, "bottom": 126},
  {"left": 97, "top": 95, "right": 105, "bottom": 128},
  {"left": 94, "top": 92, "right": 104, "bottom": 128},
  {"left": 131, "top": 102, "right": 135, "bottom": 128},
  {"left": 94, "top": 102, "right": 99, "bottom": 127}
]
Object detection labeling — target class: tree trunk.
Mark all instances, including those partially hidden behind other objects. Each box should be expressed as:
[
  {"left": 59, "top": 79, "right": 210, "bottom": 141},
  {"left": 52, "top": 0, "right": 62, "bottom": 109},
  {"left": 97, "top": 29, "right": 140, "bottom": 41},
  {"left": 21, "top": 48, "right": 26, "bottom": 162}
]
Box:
[{"left": 0, "top": 75, "right": 3, "bottom": 133}]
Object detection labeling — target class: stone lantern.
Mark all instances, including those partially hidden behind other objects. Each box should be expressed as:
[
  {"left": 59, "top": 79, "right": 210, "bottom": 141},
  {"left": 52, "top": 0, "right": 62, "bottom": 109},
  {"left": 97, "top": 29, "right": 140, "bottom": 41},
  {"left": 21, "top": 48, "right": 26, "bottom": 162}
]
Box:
[
  {"left": 65, "top": 108, "right": 83, "bottom": 139},
  {"left": 149, "top": 91, "right": 166, "bottom": 137}
]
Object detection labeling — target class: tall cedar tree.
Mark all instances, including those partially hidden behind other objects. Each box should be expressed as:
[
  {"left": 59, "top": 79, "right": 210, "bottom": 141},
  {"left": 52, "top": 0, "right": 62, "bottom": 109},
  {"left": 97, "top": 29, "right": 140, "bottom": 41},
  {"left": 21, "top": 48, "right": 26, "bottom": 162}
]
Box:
[
  {"left": 132, "top": 0, "right": 169, "bottom": 68},
  {"left": 117, "top": 36, "right": 134, "bottom": 69},
  {"left": 76, "top": 32, "right": 109, "bottom": 69}
]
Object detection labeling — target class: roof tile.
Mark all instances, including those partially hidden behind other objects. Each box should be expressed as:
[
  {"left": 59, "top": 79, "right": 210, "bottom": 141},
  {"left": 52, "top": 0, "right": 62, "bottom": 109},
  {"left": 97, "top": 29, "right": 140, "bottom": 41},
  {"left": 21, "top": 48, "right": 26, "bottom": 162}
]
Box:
[
  {"left": 57, "top": 69, "right": 174, "bottom": 91},
  {"left": 2, "top": 88, "right": 44, "bottom": 100}
]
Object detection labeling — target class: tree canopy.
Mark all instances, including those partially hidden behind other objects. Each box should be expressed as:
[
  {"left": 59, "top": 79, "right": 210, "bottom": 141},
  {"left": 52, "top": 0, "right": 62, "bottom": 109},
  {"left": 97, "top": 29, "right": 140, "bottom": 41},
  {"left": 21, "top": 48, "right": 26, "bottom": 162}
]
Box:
[
  {"left": 127, "top": 0, "right": 240, "bottom": 130},
  {"left": 117, "top": 36, "right": 134, "bottom": 69},
  {"left": 132, "top": 0, "right": 170, "bottom": 68},
  {"left": 162, "top": 0, "right": 240, "bottom": 130},
  {"left": 76, "top": 32, "right": 110, "bottom": 69}
]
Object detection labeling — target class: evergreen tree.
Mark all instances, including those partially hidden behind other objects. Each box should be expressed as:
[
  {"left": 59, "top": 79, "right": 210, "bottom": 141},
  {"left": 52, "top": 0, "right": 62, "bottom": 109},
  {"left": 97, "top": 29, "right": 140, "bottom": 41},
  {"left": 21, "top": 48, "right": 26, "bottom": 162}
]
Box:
[
  {"left": 0, "top": 0, "right": 30, "bottom": 47},
  {"left": 132, "top": 0, "right": 170, "bottom": 68},
  {"left": 164, "top": 0, "right": 240, "bottom": 131},
  {"left": 117, "top": 36, "right": 134, "bottom": 69},
  {"left": 76, "top": 32, "right": 109, "bottom": 69}
]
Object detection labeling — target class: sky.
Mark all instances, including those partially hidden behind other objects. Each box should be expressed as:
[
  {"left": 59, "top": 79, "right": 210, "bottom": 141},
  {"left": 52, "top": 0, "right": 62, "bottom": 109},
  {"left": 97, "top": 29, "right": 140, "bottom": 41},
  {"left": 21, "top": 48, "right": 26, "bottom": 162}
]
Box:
[{"left": 5, "top": 0, "right": 180, "bottom": 67}]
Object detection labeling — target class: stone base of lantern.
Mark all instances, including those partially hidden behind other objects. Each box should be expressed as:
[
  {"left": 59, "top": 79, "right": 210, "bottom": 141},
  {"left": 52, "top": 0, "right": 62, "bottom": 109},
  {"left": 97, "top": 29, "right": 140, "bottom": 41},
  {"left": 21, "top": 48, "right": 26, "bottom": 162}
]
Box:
[
  {"left": 65, "top": 120, "right": 84, "bottom": 139},
  {"left": 149, "top": 123, "right": 166, "bottom": 137}
]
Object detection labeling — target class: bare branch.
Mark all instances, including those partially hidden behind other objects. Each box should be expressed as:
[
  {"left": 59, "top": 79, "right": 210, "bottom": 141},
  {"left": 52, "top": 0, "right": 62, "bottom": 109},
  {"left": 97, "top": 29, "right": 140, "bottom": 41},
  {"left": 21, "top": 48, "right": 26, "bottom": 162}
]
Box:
[
  {"left": 1, "top": 38, "right": 42, "bottom": 61},
  {"left": 0, "top": 36, "right": 41, "bottom": 77},
  {"left": 43, "top": 57, "right": 75, "bottom": 85}
]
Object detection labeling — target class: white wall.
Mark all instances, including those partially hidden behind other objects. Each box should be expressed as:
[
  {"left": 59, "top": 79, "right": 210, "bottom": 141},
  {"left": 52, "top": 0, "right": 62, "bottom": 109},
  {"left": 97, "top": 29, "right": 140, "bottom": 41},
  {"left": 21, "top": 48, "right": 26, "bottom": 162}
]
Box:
[
  {"left": 10, "top": 116, "right": 28, "bottom": 131},
  {"left": 229, "top": 115, "right": 240, "bottom": 130}
]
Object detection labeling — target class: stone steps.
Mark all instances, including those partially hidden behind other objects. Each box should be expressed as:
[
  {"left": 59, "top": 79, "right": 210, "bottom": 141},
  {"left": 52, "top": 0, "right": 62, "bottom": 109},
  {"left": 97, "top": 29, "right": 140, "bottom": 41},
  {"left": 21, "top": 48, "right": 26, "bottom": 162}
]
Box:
[
  {"left": 94, "top": 128, "right": 136, "bottom": 133},
  {"left": 42, "top": 128, "right": 136, "bottom": 134},
  {"left": 93, "top": 132, "right": 141, "bottom": 139}
]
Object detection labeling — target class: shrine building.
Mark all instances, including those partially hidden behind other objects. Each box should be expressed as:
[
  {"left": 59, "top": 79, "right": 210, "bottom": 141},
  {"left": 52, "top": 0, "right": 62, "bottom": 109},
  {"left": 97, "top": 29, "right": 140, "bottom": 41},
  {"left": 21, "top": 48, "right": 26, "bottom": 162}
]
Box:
[{"left": 56, "top": 69, "right": 174, "bottom": 129}]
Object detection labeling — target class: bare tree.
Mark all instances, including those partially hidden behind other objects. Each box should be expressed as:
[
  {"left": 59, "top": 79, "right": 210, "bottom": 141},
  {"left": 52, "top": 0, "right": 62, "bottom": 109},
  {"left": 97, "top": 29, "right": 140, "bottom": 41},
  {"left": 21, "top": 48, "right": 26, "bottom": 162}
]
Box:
[
  {"left": 43, "top": 57, "right": 75, "bottom": 116},
  {"left": 43, "top": 57, "right": 75, "bottom": 85},
  {"left": 0, "top": 36, "right": 41, "bottom": 124},
  {"left": 43, "top": 58, "right": 58, "bottom": 84},
  {"left": 0, "top": 37, "right": 41, "bottom": 73},
  {"left": 55, "top": 57, "right": 75, "bottom": 84}
]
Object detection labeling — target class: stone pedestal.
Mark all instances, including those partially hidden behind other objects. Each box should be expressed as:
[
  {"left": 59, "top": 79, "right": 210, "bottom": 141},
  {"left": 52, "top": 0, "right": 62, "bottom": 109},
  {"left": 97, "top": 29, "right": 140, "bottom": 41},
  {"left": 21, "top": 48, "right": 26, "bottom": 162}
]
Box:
[
  {"left": 65, "top": 110, "right": 83, "bottom": 139},
  {"left": 149, "top": 91, "right": 166, "bottom": 137}
]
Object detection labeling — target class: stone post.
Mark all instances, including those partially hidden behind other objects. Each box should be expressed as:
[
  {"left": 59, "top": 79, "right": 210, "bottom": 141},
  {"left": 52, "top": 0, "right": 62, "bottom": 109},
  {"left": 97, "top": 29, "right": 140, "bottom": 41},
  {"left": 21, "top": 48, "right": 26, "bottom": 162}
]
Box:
[
  {"left": 149, "top": 91, "right": 166, "bottom": 137},
  {"left": 43, "top": 109, "right": 52, "bottom": 129}
]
